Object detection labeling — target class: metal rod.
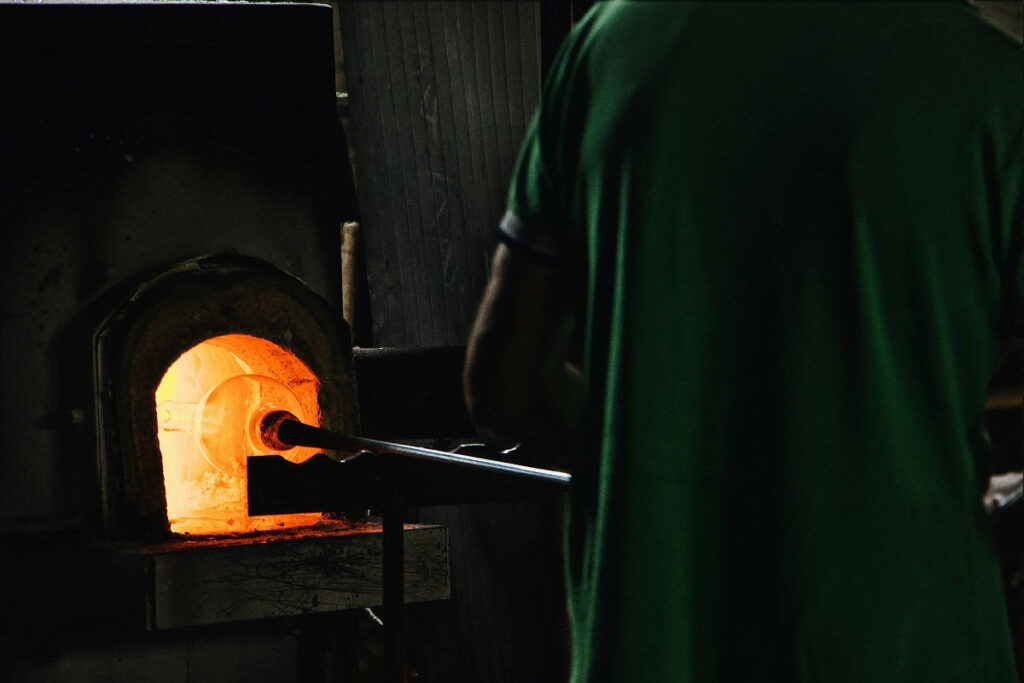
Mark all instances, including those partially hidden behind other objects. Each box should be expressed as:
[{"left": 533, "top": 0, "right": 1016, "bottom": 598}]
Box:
[{"left": 268, "top": 413, "right": 571, "bottom": 487}]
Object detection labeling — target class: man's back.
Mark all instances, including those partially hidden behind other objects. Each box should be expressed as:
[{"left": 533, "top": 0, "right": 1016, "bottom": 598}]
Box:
[{"left": 505, "top": 2, "right": 1022, "bottom": 680}]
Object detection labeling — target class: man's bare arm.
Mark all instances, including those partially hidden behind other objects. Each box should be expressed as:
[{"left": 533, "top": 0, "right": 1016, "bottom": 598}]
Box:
[{"left": 463, "top": 242, "right": 584, "bottom": 458}]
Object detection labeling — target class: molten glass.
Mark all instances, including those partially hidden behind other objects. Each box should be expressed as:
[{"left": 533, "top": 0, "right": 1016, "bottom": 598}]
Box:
[
  {"left": 155, "top": 334, "right": 323, "bottom": 535},
  {"left": 157, "top": 374, "right": 318, "bottom": 476}
]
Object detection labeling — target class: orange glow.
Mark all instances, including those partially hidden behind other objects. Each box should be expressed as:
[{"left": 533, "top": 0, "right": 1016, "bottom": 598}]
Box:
[{"left": 155, "top": 334, "right": 323, "bottom": 535}]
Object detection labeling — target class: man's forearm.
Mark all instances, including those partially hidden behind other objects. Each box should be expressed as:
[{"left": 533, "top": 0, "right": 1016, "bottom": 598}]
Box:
[{"left": 464, "top": 243, "right": 583, "bottom": 457}]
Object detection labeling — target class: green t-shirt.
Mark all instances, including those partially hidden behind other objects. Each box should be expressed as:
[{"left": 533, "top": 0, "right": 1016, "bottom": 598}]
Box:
[{"left": 503, "top": 2, "right": 1023, "bottom": 681}]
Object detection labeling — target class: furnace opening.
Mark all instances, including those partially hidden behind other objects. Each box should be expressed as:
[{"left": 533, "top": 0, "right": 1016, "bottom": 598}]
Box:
[{"left": 155, "top": 334, "right": 324, "bottom": 534}]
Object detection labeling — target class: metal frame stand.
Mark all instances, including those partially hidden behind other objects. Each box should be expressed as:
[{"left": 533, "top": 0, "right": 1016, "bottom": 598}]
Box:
[
  {"left": 382, "top": 463, "right": 408, "bottom": 683},
  {"left": 248, "top": 423, "right": 571, "bottom": 683}
]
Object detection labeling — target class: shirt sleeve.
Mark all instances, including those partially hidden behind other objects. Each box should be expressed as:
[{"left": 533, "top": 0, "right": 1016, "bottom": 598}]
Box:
[
  {"left": 501, "top": 102, "right": 567, "bottom": 261},
  {"left": 500, "top": 10, "right": 595, "bottom": 262}
]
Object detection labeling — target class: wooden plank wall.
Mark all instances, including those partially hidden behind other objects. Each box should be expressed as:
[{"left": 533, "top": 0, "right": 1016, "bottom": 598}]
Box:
[
  {"left": 337, "top": 4, "right": 572, "bottom": 682},
  {"left": 338, "top": 1, "right": 541, "bottom": 349}
]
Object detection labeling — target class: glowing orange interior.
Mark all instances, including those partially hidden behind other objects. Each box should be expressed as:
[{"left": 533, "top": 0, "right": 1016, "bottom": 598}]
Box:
[{"left": 155, "top": 334, "right": 323, "bottom": 535}]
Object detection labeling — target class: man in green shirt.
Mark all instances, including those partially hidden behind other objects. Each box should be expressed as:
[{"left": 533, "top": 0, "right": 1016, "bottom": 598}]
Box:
[{"left": 464, "top": 2, "right": 1022, "bottom": 680}]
